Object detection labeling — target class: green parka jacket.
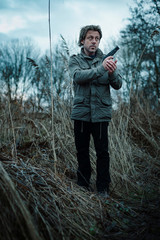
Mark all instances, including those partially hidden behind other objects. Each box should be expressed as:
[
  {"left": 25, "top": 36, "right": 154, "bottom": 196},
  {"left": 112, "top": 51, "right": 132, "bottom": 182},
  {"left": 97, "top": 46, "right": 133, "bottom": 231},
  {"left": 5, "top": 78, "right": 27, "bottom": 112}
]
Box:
[{"left": 69, "top": 48, "right": 122, "bottom": 122}]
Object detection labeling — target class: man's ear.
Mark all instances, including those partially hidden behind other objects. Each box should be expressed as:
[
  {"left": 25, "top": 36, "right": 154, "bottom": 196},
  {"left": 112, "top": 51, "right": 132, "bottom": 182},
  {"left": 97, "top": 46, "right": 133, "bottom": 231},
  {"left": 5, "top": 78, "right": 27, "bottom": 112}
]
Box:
[{"left": 81, "top": 40, "right": 84, "bottom": 45}]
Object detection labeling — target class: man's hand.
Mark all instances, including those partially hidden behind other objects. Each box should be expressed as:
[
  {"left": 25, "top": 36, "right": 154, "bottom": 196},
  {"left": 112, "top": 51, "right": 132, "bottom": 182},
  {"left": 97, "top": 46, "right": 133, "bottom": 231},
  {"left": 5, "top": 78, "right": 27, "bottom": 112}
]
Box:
[{"left": 102, "top": 56, "right": 117, "bottom": 74}]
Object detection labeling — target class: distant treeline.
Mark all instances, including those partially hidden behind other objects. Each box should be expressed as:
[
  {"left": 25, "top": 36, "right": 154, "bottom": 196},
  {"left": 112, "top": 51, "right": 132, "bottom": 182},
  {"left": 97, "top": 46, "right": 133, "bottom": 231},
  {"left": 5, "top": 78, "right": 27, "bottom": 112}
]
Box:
[{"left": 0, "top": 0, "right": 159, "bottom": 111}]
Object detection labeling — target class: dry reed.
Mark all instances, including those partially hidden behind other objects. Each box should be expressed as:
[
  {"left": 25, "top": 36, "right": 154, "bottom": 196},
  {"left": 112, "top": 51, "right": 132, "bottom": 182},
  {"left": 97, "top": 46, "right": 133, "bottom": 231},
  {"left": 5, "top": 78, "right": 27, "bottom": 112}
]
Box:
[{"left": 0, "top": 97, "right": 160, "bottom": 240}]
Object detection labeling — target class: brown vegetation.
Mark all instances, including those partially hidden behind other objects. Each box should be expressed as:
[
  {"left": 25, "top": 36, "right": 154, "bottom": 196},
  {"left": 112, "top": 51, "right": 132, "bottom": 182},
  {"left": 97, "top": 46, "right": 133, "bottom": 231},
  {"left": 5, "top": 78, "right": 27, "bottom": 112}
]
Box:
[{"left": 0, "top": 98, "right": 160, "bottom": 240}]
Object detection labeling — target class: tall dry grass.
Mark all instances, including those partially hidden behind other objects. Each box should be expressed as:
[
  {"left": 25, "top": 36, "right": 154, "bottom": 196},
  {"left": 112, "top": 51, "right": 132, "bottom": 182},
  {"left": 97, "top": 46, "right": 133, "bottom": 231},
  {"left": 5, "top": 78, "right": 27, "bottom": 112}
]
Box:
[{"left": 0, "top": 96, "right": 160, "bottom": 240}]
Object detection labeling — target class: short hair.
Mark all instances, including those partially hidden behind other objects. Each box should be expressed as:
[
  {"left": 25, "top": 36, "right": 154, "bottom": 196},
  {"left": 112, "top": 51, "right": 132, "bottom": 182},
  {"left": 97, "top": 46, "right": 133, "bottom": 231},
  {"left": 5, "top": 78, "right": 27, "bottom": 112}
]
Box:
[{"left": 78, "top": 25, "right": 102, "bottom": 47}]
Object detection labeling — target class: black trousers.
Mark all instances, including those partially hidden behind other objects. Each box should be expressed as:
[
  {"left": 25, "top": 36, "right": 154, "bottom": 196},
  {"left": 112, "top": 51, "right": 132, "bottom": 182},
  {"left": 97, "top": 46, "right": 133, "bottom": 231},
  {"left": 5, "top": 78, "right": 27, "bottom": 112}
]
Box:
[{"left": 74, "top": 120, "right": 111, "bottom": 192}]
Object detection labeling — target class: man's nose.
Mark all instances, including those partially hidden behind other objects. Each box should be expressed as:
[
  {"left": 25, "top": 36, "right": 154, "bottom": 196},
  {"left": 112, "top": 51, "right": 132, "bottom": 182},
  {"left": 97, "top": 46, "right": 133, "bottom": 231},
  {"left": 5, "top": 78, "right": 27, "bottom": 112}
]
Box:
[{"left": 91, "top": 38, "right": 96, "bottom": 44}]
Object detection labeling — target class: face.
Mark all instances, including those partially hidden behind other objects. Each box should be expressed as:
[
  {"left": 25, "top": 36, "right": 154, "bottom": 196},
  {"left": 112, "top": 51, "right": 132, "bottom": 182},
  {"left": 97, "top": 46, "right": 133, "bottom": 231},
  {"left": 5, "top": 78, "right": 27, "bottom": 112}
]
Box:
[{"left": 81, "top": 30, "right": 100, "bottom": 56}]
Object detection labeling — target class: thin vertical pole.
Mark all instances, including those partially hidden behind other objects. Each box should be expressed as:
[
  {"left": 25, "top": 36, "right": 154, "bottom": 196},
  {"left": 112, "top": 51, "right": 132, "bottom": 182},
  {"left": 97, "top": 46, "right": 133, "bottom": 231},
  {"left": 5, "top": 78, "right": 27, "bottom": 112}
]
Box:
[{"left": 48, "top": 0, "right": 57, "bottom": 173}]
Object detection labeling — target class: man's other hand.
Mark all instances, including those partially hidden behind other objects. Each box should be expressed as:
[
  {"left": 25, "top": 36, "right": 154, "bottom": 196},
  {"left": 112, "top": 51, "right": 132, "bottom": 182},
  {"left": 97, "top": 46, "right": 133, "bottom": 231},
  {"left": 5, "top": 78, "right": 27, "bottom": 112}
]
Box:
[{"left": 102, "top": 56, "right": 117, "bottom": 74}]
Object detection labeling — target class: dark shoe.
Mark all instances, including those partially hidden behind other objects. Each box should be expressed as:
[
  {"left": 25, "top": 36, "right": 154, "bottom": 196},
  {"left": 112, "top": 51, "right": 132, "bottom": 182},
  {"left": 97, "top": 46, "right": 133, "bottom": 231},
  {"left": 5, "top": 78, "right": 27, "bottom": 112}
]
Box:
[
  {"left": 77, "top": 182, "right": 93, "bottom": 192},
  {"left": 97, "top": 185, "right": 109, "bottom": 194},
  {"left": 98, "top": 191, "right": 109, "bottom": 198},
  {"left": 77, "top": 181, "right": 89, "bottom": 188}
]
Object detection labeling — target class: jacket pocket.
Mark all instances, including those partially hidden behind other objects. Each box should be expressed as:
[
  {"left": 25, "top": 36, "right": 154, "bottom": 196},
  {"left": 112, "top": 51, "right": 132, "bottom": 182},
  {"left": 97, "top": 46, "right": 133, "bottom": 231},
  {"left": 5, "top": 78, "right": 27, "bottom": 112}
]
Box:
[
  {"left": 73, "top": 96, "right": 85, "bottom": 105},
  {"left": 101, "top": 98, "right": 112, "bottom": 106},
  {"left": 80, "top": 64, "right": 90, "bottom": 69},
  {"left": 76, "top": 59, "right": 90, "bottom": 69}
]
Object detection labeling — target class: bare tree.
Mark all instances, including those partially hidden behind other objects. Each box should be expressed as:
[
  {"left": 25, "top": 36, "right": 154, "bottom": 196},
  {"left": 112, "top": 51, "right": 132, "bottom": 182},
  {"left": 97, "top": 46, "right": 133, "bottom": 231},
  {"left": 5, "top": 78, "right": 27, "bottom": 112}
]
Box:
[
  {"left": 119, "top": 0, "right": 160, "bottom": 106},
  {"left": 0, "top": 38, "right": 39, "bottom": 103},
  {"left": 27, "top": 37, "right": 71, "bottom": 110}
]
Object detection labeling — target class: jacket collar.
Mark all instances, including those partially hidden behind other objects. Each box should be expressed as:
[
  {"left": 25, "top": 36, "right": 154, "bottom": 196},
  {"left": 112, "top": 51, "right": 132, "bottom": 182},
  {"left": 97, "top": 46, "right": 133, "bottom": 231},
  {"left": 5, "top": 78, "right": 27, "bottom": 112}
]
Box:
[{"left": 80, "top": 47, "right": 104, "bottom": 62}]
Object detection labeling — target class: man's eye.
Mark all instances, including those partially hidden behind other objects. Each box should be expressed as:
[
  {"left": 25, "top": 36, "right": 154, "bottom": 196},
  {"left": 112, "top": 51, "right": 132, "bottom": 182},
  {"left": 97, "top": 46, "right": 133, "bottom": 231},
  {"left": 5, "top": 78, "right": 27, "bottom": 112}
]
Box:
[{"left": 87, "top": 36, "right": 100, "bottom": 41}]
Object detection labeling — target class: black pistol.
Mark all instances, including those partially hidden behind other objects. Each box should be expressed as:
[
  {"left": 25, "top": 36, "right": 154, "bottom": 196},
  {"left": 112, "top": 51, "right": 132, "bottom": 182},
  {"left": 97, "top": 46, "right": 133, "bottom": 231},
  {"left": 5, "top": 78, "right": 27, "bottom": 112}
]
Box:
[{"left": 103, "top": 46, "right": 119, "bottom": 60}]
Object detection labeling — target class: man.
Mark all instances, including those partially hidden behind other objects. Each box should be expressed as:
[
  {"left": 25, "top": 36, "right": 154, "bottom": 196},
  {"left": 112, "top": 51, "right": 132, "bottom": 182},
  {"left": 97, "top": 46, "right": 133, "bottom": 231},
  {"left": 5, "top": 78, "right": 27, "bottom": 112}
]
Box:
[{"left": 69, "top": 25, "right": 122, "bottom": 196}]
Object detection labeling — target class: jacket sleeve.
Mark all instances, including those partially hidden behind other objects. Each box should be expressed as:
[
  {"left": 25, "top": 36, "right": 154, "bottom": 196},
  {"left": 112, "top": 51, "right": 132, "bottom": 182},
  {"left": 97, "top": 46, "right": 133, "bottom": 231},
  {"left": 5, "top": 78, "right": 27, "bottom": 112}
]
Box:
[
  {"left": 69, "top": 55, "right": 106, "bottom": 85},
  {"left": 108, "top": 69, "right": 122, "bottom": 90}
]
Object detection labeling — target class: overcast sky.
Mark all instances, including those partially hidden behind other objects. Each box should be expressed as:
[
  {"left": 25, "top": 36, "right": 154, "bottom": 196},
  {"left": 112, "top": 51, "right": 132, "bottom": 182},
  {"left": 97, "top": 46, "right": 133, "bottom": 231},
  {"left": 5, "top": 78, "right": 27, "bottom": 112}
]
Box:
[{"left": 0, "top": 0, "right": 135, "bottom": 53}]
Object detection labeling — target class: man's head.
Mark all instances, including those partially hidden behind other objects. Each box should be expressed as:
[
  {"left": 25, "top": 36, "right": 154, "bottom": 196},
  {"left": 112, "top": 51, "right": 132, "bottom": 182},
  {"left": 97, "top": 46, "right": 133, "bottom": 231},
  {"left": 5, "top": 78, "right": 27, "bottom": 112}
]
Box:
[{"left": 78, "top": 25, "right": 102, "bottom": 56}]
